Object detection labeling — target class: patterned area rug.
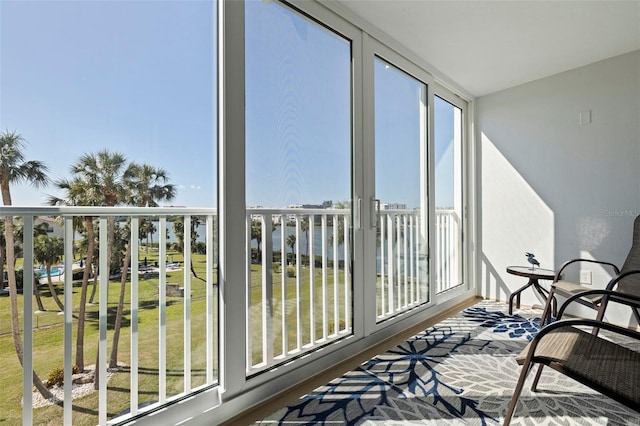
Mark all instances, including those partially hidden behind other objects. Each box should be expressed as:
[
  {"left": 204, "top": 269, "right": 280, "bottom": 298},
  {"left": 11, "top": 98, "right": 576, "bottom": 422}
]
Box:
[{"left": 255, "top": 301, "right": 640, "bottom": 425}]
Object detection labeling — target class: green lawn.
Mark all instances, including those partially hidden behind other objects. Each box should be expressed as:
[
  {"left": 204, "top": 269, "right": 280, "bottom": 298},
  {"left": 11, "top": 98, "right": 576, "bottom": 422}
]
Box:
[{"left": 1, "top": 251, "right": 348, "bottom": 425}]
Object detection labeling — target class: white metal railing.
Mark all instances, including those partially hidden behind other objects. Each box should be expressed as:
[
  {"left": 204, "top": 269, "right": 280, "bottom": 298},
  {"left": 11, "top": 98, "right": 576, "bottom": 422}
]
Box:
[
  {"left": 1, "top": 207, "right": 217, "bottom": 426},
  {"left": 376, "top": 209, "right": 428, "bottom": 320},
  {"left": 246, "top": 208, "right": 462, "bottom": 367},
  {"left": 246, "top": 208, "right": 351, "bottom": 372},
  {"left": 435, "top": 209, "right": 463, "bottom": 293},
  {"left": 2, "top": 206, "right": 461, "bottom": 425}
]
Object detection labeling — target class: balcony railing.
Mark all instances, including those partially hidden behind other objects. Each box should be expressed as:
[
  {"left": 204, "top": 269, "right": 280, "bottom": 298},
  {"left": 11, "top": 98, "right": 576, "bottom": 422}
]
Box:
[
  {"left": 1, "top": 206, "right": 461, "bottom": 425},
  {"left": 246, "top": 208, "right": 352, "bottom": 373}
]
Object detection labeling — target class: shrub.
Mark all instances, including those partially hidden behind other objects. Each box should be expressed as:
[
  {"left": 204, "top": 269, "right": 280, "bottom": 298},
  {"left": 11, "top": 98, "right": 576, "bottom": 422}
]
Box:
[
  {"left": 286, "top": 266, "right": 296, "bottom": 278},
  {"left": 45, "top": 365, "right": 79, "bottom": 388},
  {"left": 46, "top": 367, "right": 64, "bottom": 388}
]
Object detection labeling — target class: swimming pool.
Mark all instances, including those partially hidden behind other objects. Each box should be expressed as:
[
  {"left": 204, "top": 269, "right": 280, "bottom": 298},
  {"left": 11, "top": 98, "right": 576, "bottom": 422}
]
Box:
[{"left": 35, "top": 266, "right": 64, "bottom": 278}]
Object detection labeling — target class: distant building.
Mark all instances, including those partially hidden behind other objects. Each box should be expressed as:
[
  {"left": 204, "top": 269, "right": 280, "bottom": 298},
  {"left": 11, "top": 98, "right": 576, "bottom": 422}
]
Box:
[
  {"left": 380, "top": 203, "right": 407, "bottom": 210},
  {"left": 35, "top": 216, "right": 63, "bottom": 238}
]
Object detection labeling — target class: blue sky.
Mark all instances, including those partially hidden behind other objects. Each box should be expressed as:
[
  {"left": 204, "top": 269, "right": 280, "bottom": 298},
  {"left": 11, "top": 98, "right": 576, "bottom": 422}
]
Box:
[
  {"left": 1, "top": 0, "right": 216, "bottom": 207},
  {"left": 1, "top": 0, "right": 455, "bottom": 209},
  {"left": 245, "top": 0, "right": 351, "bottom": 208}
]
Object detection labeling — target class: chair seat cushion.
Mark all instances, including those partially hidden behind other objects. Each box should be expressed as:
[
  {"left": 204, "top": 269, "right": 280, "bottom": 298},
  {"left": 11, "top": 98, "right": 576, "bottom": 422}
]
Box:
[{"left": 516, "top": 326, "right": 640, "bottom": 408}]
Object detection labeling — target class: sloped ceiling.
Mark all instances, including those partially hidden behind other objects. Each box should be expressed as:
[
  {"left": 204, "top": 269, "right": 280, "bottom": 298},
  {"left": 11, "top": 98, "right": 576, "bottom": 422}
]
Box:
[{"left": 328, "top": 0, "right": 640, "bottom": 97}]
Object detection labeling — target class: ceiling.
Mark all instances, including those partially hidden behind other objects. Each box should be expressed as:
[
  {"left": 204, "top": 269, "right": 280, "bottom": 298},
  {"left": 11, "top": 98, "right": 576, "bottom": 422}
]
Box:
[{"left": 328, "top": 0, "right": 640, "bottom": 97}]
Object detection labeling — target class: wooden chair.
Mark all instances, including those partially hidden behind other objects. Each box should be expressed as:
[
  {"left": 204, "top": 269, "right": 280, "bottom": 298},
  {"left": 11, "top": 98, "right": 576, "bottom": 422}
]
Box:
[
  {"left": 503, "top": 288, "right": 640, "bottom": 425},
  {"left": 540, "top": 214, "right": 640, "bottom": 327}
]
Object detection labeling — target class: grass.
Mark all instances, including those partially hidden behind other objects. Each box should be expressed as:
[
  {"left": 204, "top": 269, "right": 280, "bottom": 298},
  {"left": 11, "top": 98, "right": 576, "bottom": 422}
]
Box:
[{"left": 1, "top": 250, "right": 348, "bottom": 425}]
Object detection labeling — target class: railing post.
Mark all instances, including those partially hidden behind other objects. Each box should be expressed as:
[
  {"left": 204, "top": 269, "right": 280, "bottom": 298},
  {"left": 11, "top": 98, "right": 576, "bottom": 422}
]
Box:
[
  {"left": 343, "top": 214, "right": 350, "bottom": 331},
  {"left": 183, "top": 215, "right": 192, "bottom": 392},
  {"left": 262, "top": 214, "right": 274, "bottom": 364},
  {"left": 64, "top": 216, "right": 74, "bottom": 424},
  {"left": 22, "top": 215, "right": 34, "bottom": 426},
  {"left": 308, "top": 214, "right": 315, "bottom": 343},
  {"left": 321, "top": 214, "right": 328, "bottom": 339},
  {"left": 130, "top": 217, "right": 139, "bottom": 416},
  {"left": 158, "top": 216, "right": 167, "bottom": 403},
  {"left": 98, "top": 217, "right": 108, "bottom": 426},
  {"left": 206, "top": 214, "right": 215, "bottom": 384},
  {"left": 295, "top": 215, "right": 302, "bottom": 349},
  {"left": 280, "top": 215, "right": 288, "bottom": 355},
  {"left": 332, "top": 214, "right": 339, "bottom": 336}
]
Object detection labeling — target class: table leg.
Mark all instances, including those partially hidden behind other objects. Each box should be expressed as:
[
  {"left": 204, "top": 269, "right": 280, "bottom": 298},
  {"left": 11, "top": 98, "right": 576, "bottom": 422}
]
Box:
[
  {"left": 509, "top": 278, "right": 535, "bottom": 315},
  {"left": 532, "top": 282, "right": 557, "bottom": 318}
]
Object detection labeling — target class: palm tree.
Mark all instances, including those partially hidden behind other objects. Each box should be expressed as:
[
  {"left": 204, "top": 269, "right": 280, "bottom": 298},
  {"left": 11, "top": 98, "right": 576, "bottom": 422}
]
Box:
[
  {"left": 172, "top": 215, "right": 204, "bottom": 280},
  {"left": 300, "top": 216, "right": 309, "bottom": 265},
  {"left": 109, "top": 163, "right": 175, "bottom": 368},
  {"left": 123, "top": 163, "right": 175, "bottom": 208},
  {"left": 49, "top": 177, "right": 97, "bottom": 372},
  {"left": 33, "top": 235, "right": 65, "bottom": 311},
  {"left": 1, "top": 217, "right": 49, "bottom": 290},
  {"left": 328, "top": 200, "right": 350, "bottom": 248},
  {"left": 251, "top": 218, "right": 262, "bottom": 262},
  {"left": 286, "top": 234, "right": 296, "bottom": 265},
  {"left": 0, "top": 129, "right": 52, "bottom": 399},
  {"left": 139, "top": 218, "right": 156, "bottom": 253},
  {"left": 0, "top": 218, "right": 49, "bottom": 312},
  {"left": 49, "top": 150, "right": 127, "bottom": 372}
]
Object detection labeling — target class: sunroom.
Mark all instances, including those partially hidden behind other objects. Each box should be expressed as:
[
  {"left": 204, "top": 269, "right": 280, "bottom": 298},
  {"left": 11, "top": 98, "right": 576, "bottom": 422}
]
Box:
[{"left": 1, "top": 0, "right": 639, "bottom": 425}]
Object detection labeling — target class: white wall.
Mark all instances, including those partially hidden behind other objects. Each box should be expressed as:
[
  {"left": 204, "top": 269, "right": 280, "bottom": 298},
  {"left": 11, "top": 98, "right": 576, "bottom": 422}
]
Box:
[{"left": 476, "top": 50, "right": 640, "bottom": 326}]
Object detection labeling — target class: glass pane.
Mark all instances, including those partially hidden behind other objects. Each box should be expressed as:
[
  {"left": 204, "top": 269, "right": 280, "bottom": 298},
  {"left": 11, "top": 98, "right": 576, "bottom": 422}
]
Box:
[
  {"left": 374, "top": 57, "right": 429, "bottom": 320},
  {"left": 246, "top": 0, "right": 352, "bottom": 371},
  {"left": 0, "top": 1, "right": 218, "bottom": 423},
  {"left": 434, "top": 96, "right": 464, "bottom": 292}
]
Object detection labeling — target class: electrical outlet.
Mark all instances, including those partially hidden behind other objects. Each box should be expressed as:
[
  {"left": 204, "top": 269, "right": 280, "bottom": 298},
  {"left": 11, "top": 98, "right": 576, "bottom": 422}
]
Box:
[{"left": 580, "top": 270, "right": 592, "bottom": 285}]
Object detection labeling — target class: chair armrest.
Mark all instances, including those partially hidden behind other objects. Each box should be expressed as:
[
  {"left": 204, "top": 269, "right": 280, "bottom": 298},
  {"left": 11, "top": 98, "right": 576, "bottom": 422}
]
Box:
[
  {"left": 556, "top": 287, "right": 640, "bottom": 320},
  {"left": 554, "top": 258, "right": 620, "bottom": 282}
]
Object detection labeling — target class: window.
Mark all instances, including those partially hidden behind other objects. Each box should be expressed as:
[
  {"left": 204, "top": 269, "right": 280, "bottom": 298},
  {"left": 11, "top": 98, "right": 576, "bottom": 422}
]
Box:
[
  {"left": 434, "top": 94, "right": 464, "bottom": 292},
  {"left": 245, "top": 0, "right": 353, "bottom": 371},
  {"left": 373, "top": 57, "right": 429, "bottom": 320}
]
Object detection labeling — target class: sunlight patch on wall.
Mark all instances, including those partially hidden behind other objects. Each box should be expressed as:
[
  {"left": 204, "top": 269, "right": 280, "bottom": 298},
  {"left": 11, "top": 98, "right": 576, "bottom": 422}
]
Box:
[{"left": 481, "top": 132, "right": 555, "bottom": 304}]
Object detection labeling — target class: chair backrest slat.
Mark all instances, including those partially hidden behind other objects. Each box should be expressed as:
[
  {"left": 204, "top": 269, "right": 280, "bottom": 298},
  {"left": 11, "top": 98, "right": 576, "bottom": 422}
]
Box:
[{"left": 619, "top": 215, "right": 640, "bottom": 296}]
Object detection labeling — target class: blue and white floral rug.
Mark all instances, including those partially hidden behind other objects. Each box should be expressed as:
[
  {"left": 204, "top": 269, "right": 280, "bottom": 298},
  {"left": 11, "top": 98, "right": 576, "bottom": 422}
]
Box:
[{"left": 255, "top": 301, "right": 639, "bottom": 425}]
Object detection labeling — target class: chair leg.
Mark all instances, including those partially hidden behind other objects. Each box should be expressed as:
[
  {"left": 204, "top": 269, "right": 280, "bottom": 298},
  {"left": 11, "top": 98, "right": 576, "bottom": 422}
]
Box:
[
  {"left": 591, "top": 302, "right": 607, "bottom": 336},
  {"left": 503, "top": 363, "right": 534, "bottom": 426},
  {"left": 540, "top": 288, "right": 556, "bottom": 326},
  {"left": 531, "top": 364, "right": 544, "bottom": 391}
]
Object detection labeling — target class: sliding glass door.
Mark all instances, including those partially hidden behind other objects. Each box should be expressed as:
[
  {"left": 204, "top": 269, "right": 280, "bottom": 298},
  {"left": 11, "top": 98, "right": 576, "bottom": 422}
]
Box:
[
  {"left": 245, "top": 0, "right": 353, "bottom": 371},
  {"left": 371, "top": 54, "right": 430, "bottom": 322},
  {"left": 241, "top": 0, "right": 467, "bottom": 372}
]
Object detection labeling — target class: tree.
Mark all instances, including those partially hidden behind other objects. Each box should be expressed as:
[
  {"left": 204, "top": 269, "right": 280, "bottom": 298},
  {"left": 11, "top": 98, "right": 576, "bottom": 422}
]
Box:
[
  {"left": 139, "top": 218, "right": 156, "bottom": 253},
  {"left": 286, "top": 234, "right": 296, "bottom": 265},
  {"left": 0, "top": 129, "right": 52, "bottom": 399},
  {"left": 1, "top": 218, "right": 49, "bottom": 290},
  {"left": 300, "top": 216, "right": 309, "bottom": 264},
  {"left": 49, "top": 150, "right": 127, "bottom": 373},
  {"left": 0, "top": 218, "right": 49, "bottom": 312},
  {"left": 109, "top": 163, "right": 175, "bottom": 368},
  {"left": 32, "top": 271, "right": 46, "bottom": 312},
  {"left": 49, "top": 177, "right": 97, "bottom": 372},
  {"left": 33, "top": 235, "right": 65, "bottom": 311},
  {"left": 251, "top": 218, "right": 262, "bottom": 261},
  {"left": 172, "top": 215, "right": 204, "bottom": 280},
  {"left": 328, "top": 200, "right": 350, "bottom": 248}
]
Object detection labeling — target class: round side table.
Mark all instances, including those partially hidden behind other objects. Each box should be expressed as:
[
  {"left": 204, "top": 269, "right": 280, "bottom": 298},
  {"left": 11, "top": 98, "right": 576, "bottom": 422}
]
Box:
[{"left": 506, "top": 266, "right": 557, "bottom": 315}]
